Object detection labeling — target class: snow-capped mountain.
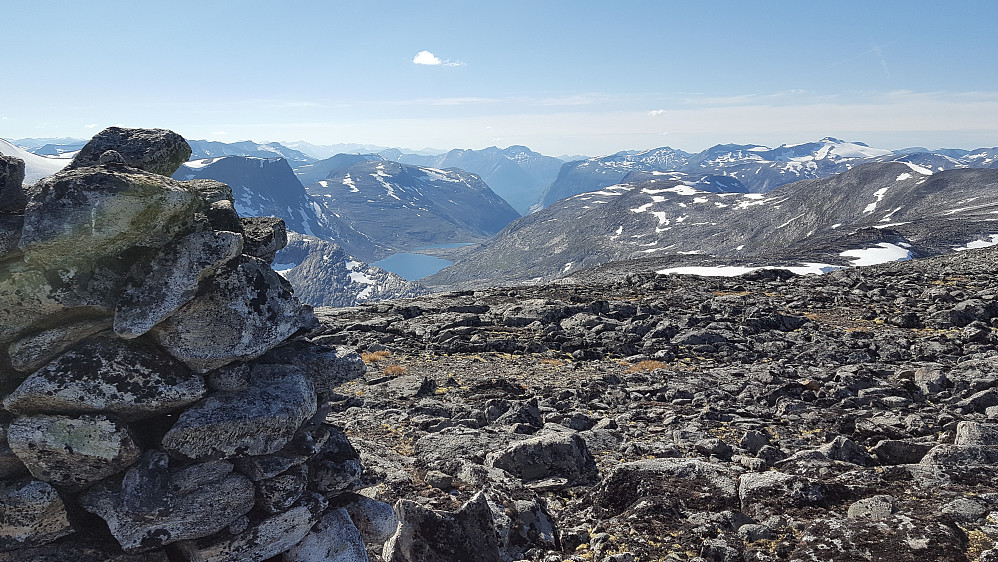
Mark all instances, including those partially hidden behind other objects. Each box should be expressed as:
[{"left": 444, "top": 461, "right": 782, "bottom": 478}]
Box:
[
  {"left": 306, "top": 160, "right": 520, "bottom": 252},
  {"left": 293, "top": 153, "right": 385, "bottom": 186},
  {"left": 273, "top": 233, "right": 424, "bottom": 307},
  {"left": 0, "top": 139, "right": 72, "bottom": 185},
  {"left": 173, "top": 156, "right": 384, "bottom": 261},
  {"left": 427, "top": 163, "right": 998, "bottom": 288},
  {"left": 383, "top": 146, "right": 564, "bottom": 215},
  {"left": 187, "top": 140, "right": 314, "bottom": 164},
  {"left": 537, "top": 138, "right": 996, "bottom": 209}
]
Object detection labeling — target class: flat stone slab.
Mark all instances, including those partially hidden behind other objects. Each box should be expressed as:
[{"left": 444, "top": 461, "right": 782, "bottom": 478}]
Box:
[
  {"left": 174, "top": 493, "right": 327, "bottom": 562},
  {"left": 162, "top": 365, "right": 317, "bottom": 461},
  {"left": 4, "top": 338, "right": 205, "bottom": 421},
  {"left": 80, "top": 451, "right": 255, "bottom": 552},
  {"left": 114, "top": 230, "right": 243, "bottom": 338}
]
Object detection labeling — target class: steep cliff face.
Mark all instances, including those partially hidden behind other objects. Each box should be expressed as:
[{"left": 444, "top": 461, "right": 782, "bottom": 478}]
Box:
[{"left": 0, "top": 128, "right": 385, "bottom": 560}]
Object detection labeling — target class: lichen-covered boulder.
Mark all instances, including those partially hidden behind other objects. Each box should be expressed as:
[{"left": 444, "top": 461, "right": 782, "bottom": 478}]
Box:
[
  {"left": 0, "top": 478, "right": 74, "bottom": 551},
  {"left": 0, "top": 260, "right": 120, "bottom": 347},
  {"left": 282, "top": 507, "right": 369, "bottom": 562},
  {"left": 0, "top": 155, "right": 26, "bottom": 214},
  {"left": 739, "top": 470, "right": 826, "bottom": 519},
  {"left": 181, "top": 179, "right": 242, "bottom": 233},
  {"left": 341, "top": 494, "right": 398, "bottom": 550},
  {"left": 3, "top": 338, "right": 206, "bottom": 421},
  {"left": 148, "top": 255, "right": 316, "bottom": 373},
  {"left": 791, "top": 515, "right": 966, "bottom": 561},
  {"left": 162, "top": 364, "right": 317, "bottom": 461},
  {"left": 0, "top": 536, "right": 168, "bottom": 561},
  {"left": 259, "top": 341, "right": 366, "bottom": 399},
  {"left": 174, "top": 492, "right": 328, "bottom": 562},
  {"left": 7, "top": 414, "right": 142, "bottom": 490},
  {"left": 66, "top": 127, "right": 192, "bottom": 177},
  {"left": 307, "top": 426, "right": 363, "bottom": 495},
  {"left": 114, "top": 230, "right": 243, "bottom": 338},
  {"left": 18, "top": 167, "right": 197, "bottom": 270},
  {"left": 591, "top": 458, "right": 739, "bottom": 518},
  {"left": 486, "top": 431, "right": 597, "bottom": 484},
  {"left": 6, "top": 317, "right": 111, "bottom": 373},
  {"left": 80, "top": 451, "right": 255, "bottom": 552},
  {"left": 384, "top": 491, "right": 501, "bottom": 562},
  {"left": 240, "top": 216, "right": 287, "bottom": 263}
]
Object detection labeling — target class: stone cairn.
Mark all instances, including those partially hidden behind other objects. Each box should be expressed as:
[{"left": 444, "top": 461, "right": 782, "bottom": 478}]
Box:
[{"left": 0, "top": 127, "right": 393, "bottom": 561}]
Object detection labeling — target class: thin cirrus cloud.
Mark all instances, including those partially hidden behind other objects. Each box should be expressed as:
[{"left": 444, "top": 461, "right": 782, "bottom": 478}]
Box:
[{"left": 412, "top": 50, "right": 465, "bottom": 67}]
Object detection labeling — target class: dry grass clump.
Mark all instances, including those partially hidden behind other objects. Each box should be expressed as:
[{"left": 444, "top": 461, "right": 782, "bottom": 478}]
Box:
[
  {"left": 625, "top": 360, "right": 668, "bottom": 373},
  {"left": 361, "top": 350, "right": 391, "bottom": 364},
  {"left": 383, "top": 364, "right": 408, "bottom": 376},
  {"left": 539, "top": 358, "right": 564, "bottom": 367}
]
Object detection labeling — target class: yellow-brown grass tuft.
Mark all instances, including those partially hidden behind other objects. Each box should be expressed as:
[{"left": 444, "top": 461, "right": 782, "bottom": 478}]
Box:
[
  {"left": 625, "top": 360, "right": 668, "bottom": 373},
  {"left": 361, "top": 350, "right": 391, "bottom": 364},
  {"left": 383, "top": 365, "right": 408, "bottom": 376}
]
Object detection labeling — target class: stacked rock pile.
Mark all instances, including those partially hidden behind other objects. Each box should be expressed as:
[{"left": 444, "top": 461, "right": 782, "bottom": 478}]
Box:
[{"left": 0, "top": 128, "right": 390, "bottom": 561}]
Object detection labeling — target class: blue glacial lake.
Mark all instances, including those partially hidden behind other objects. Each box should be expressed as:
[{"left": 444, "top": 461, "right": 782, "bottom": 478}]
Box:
[{"left": 371, "top": 253, "right": 454, "bottom": 281}]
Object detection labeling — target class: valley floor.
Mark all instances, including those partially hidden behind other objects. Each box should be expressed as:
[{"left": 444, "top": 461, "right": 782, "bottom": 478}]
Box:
[{"left": 314, "top": 246, "right": 998, "bottom": 561}]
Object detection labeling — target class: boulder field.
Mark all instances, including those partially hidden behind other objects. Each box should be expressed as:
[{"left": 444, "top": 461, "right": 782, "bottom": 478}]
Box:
[{"left": 312, "top": 246, "right": 998, "bottom": 561}]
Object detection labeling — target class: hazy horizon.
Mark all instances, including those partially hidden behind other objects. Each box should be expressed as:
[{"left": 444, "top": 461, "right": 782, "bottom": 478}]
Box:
[{"left": 4, "top": 0, "right": 996, "bottom": 156}]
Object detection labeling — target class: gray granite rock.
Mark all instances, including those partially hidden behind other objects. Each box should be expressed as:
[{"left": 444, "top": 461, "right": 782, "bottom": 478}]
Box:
[
  {"left": 954, "top": 421, "right": 998, "bottom": 446},
  {"left": 19, "top": 166, "right": 197, "bottom": 270},
  {"left": 0, "top": 478, "right": 74, "bottom": 550},
  {"left": 739, "top": 470, "right": 826, "bottom": 519},
  {"left": 486, "top": 431, "right": 597, "bottom": 484},
  {"left": 114, "top": 229, "right": 243, "bottom": 338},
  {"left": 282, "top": 507, "right": 369, "bottom": 562},
  {"left": 341, "top": 494, "right": 398, "bottom": 549},
  {"left": 173, "top": 492, "right": 327, "bottom": 562},
  {"left": 7, "top": 414, "right": 142, "bottom": 490},
  {"left": 256, "top": 465, "right": 307, "bottom": 514},
  {"left": 79, "top": 451, "right": 255, "bottom": 552},
  {"left": 259, "top": 341, "right": 366, "bottom": 399},
  {"left": 181, "top": 179, "right": 242, "bottom": 233},
  {"left": 0, "top": 261, "right": 118, "bottom": 347},
  {"left": 240, "top": 216, "right": 287, "bottom": 263},
  {"left": 384, "top": 491, "right": 500, "bottom": 562},
  {"left": 4, "top": 338, "right": 205, "bottom": 421},
  {"left": 6, "top": 317, "right": 111, "bottom": 373},
  {"left": 308, "top": 425, "right": 363, "bottom": 495},
  {"left": 67, "top": 127, "right": 191, "bottom": 177},
  {"left": 0, "top": 536, "right": 168, "bottom": 561},
  {"left": 148, "top": 255, "right": 316, "bottom": 373},
  {"left": 162, "top": 364, "right": 317, "bottom": 461},
  {"left": 0, "top": 215, "right": 22, "bottom": 259},
  {"left": 592, "top": 458, "right": 738, "bottom": 518},
  {"left": 0, "top": 155, "right": 26, "bottom": 214},
  {"left": 847, "top": 494, "right": 895, "bottom": 519}
]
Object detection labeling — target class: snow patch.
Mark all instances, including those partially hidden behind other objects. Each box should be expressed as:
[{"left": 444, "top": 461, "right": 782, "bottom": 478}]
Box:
[
  {"left": 954, "top": 234, "right": 998, "bottom": 251},
  {"left": 839, "top": 243, "right": 912, "bottom": 266}
]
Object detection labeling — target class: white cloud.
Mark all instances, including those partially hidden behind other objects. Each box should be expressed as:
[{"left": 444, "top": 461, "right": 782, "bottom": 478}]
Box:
[
  {"left": 84, "top": 123, "right": 98, "bottom": 128},
  {"left": 413, "top": 50, "right": 465, "bottom": 67},
  {"left": 413, "top": 51, "right": 442, "bottom": 65},
  {"left": 211, "top": 131, "right": 228, "bottom": 136},
  {"left": 649, "top": 110, "right": 667, "bottom": 116}
]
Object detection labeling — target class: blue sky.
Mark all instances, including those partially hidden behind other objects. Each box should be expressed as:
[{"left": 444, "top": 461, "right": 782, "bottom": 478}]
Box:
[{"left": 3, "top": 0, "right": 997, "bottom": 156}]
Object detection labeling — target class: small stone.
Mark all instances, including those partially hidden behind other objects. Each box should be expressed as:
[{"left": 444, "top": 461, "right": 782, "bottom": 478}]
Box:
[
  {"left": 98, "top": 150, "right": 126, "bottom": 167},
  {"left": 240, "top": 216, "right": 287, "bottom": 263},
  {"left": 954, "top": 421, "right": 998, "bottom": 446},
  {"left": 737, "top": 523, "right": 774, "bottom": 542},
  {"left": 940, "top": 497, "right": 988, "bottom": 522},
  {"left": 847, "top": 495, "right": 895, "bottom": 520},
  {"left": 739, "top": 430, "right": 770, "bottom": 454},
  {"left": 486, "top": 432, "right": 597, "bottom": 484},
  {"left": 0, "top": 478, "right": 74, "bottom": 550},
  {"left": 424, "top": 470, "right": 453, "bottom": 490},
  {"left": 256, "top": 466, "right": 307, "bottom": 514},
  {"left": 6, "top": 318, "right": 111, "bottom": 373}
]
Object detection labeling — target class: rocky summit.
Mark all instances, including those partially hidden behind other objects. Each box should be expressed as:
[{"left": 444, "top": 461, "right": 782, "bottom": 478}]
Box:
[
  {"left": 0, "top": 127, "right": 385, "bottom": 561},
  {"left": 3, "top": 126, "right": 998, "bottom": 562},
  {"left": 311, "top": 245, "right": 998, "bottom": 561}
]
